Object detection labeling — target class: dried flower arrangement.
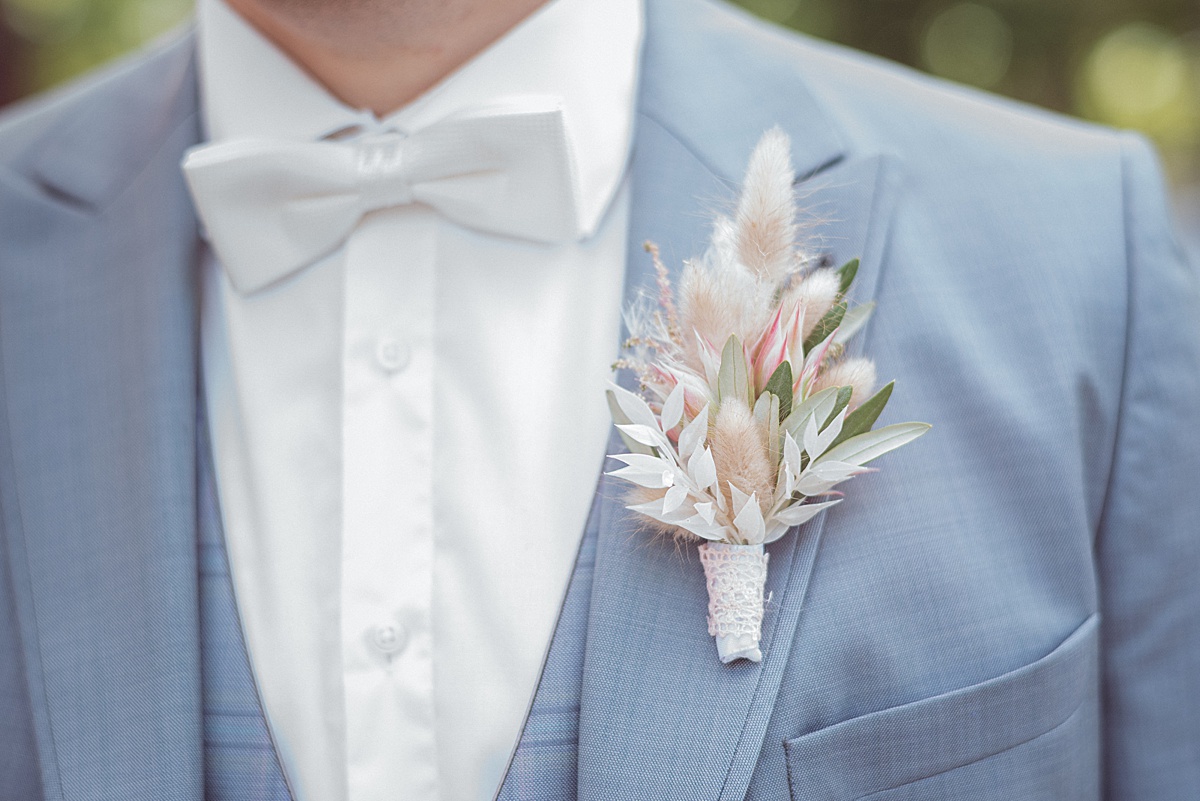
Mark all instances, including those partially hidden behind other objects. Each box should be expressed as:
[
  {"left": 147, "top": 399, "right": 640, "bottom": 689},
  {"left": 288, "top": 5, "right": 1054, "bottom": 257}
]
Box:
[{"left": 606, "top": 128, "right": 930, "bottom": 663}]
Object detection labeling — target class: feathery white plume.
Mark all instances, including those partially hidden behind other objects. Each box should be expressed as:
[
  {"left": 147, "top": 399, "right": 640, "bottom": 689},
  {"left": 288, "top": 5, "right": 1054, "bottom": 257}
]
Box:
[
  {"left": 783, "top": 268, "right": 841, "bottom": 340},
  {"left": 734, "top": 127, "right": 797, "bottom": 284},
  {"left": 811, "top": 357, "right": 877, "bottom": 410}
]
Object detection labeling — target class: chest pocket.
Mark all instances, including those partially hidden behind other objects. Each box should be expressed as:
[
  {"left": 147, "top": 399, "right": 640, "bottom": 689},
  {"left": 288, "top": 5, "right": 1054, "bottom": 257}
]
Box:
[{"left": 785, "top": 614, "right": 1099, "bottom": 800}]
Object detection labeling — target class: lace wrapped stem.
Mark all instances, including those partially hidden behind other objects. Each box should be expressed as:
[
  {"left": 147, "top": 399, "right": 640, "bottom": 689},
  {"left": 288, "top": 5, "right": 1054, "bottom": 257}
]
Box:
[{"left": 698, "top": 541, "right": 769, "bottom": 663}]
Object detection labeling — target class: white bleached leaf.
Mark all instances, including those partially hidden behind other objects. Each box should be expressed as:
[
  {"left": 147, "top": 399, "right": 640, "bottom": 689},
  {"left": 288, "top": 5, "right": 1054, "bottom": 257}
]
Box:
[
  {"left": 629, "top": 503, "right": 733, "bottom": 542},
  {"left": 772, "top": 498, "right": 842, "bottom": 528},
  {"left": 607, "top": 390, "right": 655, "bottom": 456},
  {"left": 732, "top": 494, "right": 766, "bottom": 544},
  {"left": 805, "top": 460, "right": 862, "bottom": 483},
  {"left": 607, "top": 462, "right": 674, "bottom": 489},
  {"left": 819, "top": 422, "right": 932, "bottom": 467},
  {"left": 785, "top": 386, "right": 838, "bottom": 441},
  {"left": 794, "top": 473, "right": 842, "bottom": 497},
  {"left": 661, "top": 383, "right": 686, "bottom": 432},
  {"left": 696, "top": 331, "right": 722, "bottom": 389},
  {"left": 794, "top": 460, "right": 863, "bottom": 496},
  {"left": 663, "top": 483, "right": 690, "bottom": 514},
  {"left": 626, "top": 498, "right": 671, "bottom": 524},
  {"left": 712, "top": 483, "right": 727, "bottom": 511},
  {"left": 678, "top": 404, "right": 709, "bottom": 461},
  {"left": 689, "top": 446, "right": 718, "bottom": 490},
  {"left": 803, "top": 408, "right": 845, "bottom": 461},
  {"left": 729, "top": 483, "right": 753, "bottom": 517},
  {"left": 617, "top": 423, "right": 670, "bottom": 450},
  {"left": 783, "top": 431, "right": 803, "bottom": 475},
  {"left": 609, "top": 382, "right": 660, "bottom": 430},
  {"left": 764, "top": 520, "right": 791, "bottom": 544},
  {"left": 815, "top": 409, "right": 846, "bottom": 457},
  {"left": 676, "top": 515, "right": 731, "bottom": 542},
  {"left": 774, "top": 462, "right": 797, "bottom": 502},
  {"left": 609, "top": 452, "right": 672, "bottom": 471},
  {"left": 694, "top": 501, "right": 716, "bottom": 524},
  {"left": 803, "top": 414, "right": 821, "bottom": 461}
]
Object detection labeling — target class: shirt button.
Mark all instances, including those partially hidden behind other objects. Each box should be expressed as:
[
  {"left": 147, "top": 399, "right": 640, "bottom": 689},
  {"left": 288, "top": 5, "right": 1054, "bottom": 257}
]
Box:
[
  {"left": 370, "top": 623, "right": 408, "bottom": 656},
  {"left": 375, "top": 337, "right": 411, "bottom": 373}
]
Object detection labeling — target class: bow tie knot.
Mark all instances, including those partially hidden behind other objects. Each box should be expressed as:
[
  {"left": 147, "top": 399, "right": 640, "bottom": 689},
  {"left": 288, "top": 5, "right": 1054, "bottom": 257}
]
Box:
[
  {"left": 354, "top": 133, "right": 417, "bottom": 209},
  {"left": 183, "top": 102, "right": 583, "bottom": 294}
]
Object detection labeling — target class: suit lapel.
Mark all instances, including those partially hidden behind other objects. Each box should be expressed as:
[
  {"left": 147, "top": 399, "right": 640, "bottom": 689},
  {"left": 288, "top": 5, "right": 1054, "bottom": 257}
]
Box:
[
  {"left": 577, "top": 2, "right": 904, "bottom": 798},
  {"left": 0, "top": 36, "right": 205, "bottom": 800}
]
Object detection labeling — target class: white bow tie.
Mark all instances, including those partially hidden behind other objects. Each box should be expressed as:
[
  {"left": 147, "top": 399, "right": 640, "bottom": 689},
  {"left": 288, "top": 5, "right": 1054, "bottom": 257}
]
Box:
[{"left": 182, "top": 102, "right": 583, "bottom": 294}]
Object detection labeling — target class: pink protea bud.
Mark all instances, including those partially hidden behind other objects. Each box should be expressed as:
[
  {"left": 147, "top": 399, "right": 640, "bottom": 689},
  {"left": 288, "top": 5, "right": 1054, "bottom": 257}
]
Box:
[
  {"left": 750, "top": 304, "right": 789, "bottom": 392},
  {"left": 682, "top": 389, "right": 707, "bottom": 421},
  {"left": 781, "top": 301, "right": 806, "bottom": 375}
]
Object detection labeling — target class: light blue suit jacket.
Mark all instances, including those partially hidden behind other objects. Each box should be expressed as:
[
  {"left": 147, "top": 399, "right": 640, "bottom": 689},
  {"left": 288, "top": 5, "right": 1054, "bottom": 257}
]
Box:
[{"left": 1, "top": 0, "right": 1198, "bottom": 798}]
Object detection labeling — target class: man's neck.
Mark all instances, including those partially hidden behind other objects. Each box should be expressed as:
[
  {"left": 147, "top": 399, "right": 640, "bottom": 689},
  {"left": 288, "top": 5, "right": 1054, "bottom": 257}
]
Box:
[{"left": 224, "top": 0, "right": 552, "bottom": 116}]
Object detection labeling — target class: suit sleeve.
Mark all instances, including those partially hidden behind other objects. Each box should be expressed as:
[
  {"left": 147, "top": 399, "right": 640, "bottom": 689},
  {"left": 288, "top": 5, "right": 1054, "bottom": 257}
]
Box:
[{"left": 1097, "top": 133, "right": 1200, "bottom": 799}]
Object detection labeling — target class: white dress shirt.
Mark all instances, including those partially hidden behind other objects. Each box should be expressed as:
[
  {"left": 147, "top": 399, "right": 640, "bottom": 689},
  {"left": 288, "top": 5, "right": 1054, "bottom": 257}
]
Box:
[{"left": 194, "top": 1, "right": 642, "bottom": 799}]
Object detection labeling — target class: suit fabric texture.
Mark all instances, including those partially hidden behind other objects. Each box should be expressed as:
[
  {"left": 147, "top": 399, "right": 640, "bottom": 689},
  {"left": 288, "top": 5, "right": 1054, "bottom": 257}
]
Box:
[
  {"left": 1, "top": 0, "right": 1199, "bottom": 798},
  {"left": 196, "top": 407, "right": 290, "bottom": 799}
]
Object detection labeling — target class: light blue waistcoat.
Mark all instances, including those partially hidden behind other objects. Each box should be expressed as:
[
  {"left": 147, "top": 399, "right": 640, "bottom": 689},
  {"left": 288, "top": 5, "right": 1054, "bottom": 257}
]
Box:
[{"left": 197, "top": 407, "right": 290, "bottom": 799}]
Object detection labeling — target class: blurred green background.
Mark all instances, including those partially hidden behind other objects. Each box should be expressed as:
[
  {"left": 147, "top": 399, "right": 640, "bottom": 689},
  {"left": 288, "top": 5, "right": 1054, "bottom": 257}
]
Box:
[
  {"left": 1, "top": 0, "right": 1199, "bottom": 198},
  {"left": 742, "top": 0, "right": 1200, "bottom": 188}
]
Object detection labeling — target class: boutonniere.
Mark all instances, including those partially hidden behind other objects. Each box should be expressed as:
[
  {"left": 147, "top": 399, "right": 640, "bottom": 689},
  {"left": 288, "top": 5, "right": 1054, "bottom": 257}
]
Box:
[{"left": 606, "top": 128, "right": 930, "bottom": 664}]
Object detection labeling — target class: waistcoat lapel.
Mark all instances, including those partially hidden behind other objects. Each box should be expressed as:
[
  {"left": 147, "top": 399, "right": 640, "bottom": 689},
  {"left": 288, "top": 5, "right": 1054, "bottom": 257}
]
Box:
[
  {"left": 493, "top": 454, "right": 615, "bottom": 801},
  {"left": 0, "top": 35, "right": 205, "bottom": 800},
  {"left": 196, "top": 404, "right": 292, "bottom": 800},
  {"left": 576, "top": 2, "right": 905, "bottom": 799}
]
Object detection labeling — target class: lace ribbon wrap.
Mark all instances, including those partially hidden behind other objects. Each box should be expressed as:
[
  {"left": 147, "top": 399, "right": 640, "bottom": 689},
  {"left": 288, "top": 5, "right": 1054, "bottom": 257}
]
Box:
[{"left": 698, "top": 542, "right": 769, "bottom": 663}]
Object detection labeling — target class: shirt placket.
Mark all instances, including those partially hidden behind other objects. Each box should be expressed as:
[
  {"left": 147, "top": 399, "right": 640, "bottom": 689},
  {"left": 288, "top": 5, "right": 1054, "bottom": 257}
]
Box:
[{"left": 341, "top": 206, "right": 438, "bottom": 801}]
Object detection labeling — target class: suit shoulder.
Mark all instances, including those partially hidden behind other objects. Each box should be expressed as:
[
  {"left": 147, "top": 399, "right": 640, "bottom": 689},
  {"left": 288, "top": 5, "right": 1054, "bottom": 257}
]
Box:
[
  {"left": 703, "top": 1, "right": 1124, "bottom": 169},
  {"left": 0, "top": 30, "right": 196, "bottom": 184},
  {"left": 813, "top": 41, "right": 1117, "bottom": 159}
]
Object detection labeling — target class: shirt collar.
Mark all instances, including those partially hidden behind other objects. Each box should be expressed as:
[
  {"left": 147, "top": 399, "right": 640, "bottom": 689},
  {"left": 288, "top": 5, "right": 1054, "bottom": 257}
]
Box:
[{"left": 196, "top": 0, "right": 643, "bottom": 237}]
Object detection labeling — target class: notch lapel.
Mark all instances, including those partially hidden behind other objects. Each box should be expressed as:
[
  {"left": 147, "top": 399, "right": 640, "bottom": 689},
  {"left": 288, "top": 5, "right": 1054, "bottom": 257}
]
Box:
[
  {"left": 0, "top": 36, "right": 205, "bottom": 800},
  {"left": 577, "top": 2, "right": 905, "bottom": 798}
]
